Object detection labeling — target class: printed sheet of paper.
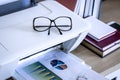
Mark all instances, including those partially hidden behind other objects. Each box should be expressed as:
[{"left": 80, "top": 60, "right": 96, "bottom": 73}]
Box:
[{"left": 16, "top": 49, "right": 108, "bottom": 80}]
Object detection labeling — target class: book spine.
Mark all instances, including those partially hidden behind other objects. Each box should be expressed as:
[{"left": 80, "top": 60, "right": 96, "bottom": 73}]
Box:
[
  {"left": 82, "top": 40, "right": 103, "bottom": 57},
  {"left": 74, "top": 0, "right": 80, "bottom": 14},
  {"left": 82, "top": 21, "right": 120, "bottom": 57},
  {"left": 92, "top": 0, "right": 102, "bottom": 18},
  {"left": 78, "top": 0, "right": 86, "bottom": 17},
  {"left": 83, "top": 0, "right": 91, "bottom": 17},
  {"left": 82, "top": 40, "right": 120, "bottom": 57},
  {"left": 88, "top": 0, "right": 94, "bottom": 16}
]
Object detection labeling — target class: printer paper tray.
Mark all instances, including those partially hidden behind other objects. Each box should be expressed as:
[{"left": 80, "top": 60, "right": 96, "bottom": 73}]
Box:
[{"left": 15, "top": 49, "right": 107, "bottom": 80}]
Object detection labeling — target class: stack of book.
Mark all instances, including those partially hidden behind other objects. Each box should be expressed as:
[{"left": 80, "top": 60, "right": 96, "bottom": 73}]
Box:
[
  {"left": 82, "top": 16, "right": 120, "bottom": 57},
  {"left": 56, "top": 0, "right": 102, "bottom": 18},
  {"left": 56, "top": 0, "right": 120, "bottom": 57}
]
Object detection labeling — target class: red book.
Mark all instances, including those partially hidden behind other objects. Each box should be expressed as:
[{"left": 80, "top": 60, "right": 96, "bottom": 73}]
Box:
[
  {"left": 56, "top": 0, "right": 77, "bottom": 11},
  {"left": 82, "top": 39, "right": 120, "bottom": 57},
  {"left": 82, "top": 21, "right": 120, "bottom": 57},
  {"left": 85, "top": 30, "right": 120, "bottom": 51}
]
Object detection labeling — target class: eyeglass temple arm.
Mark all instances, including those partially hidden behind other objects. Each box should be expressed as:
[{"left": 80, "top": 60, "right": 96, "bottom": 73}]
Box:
[
  {"left": 48, "top": 22, "right": 63, "bottom": 35},
  {"left": 57, "top": 28, "right": 63, "bottom": 35},
  {"left": 48, "top": 27, "right": 51, "bottom": 35},
  {"left": 54, "top": 22, "right": 63, "bottom": 35}
]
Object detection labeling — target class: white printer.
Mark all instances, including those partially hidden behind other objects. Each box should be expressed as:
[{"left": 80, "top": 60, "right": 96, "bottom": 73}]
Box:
[{"left": 0, "top": 0, "right": 108, "bottom": 80}]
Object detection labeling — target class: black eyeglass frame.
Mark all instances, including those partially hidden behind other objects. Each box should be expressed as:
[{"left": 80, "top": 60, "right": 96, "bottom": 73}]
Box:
[{"left": 33, "top": 16, "right": 72, "bottom": 35}]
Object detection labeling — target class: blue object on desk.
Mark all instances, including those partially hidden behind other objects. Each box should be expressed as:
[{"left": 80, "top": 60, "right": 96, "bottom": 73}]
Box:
[{"left": 0, "top": 0, "right": 36, "bottom": 16}]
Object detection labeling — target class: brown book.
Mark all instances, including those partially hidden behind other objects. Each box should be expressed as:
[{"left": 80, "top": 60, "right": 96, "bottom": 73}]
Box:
[{"left": 56, "top": 0, "right": 77, "bottom": 11}]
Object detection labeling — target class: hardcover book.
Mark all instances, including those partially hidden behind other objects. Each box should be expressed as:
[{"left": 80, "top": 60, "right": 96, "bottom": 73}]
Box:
[
  {"left": 82, "top": 40, "right": 120, "bottom": 57},
  {"left": 82, "top": 21, "right": 120, "bottom": 57},
  {"left": 85, "top": 31, "right": 120, "bottom": 51},
  {"left": 85, "top": 16, "right": 116, "bottom": 42}
]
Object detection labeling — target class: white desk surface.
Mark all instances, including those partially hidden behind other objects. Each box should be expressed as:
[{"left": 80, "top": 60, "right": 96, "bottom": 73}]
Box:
[
  {"left": 0, "top": 1, "right": 110, "bottom": 80},
  {"left": 0, "top": 1, "right": 90, "bottom": 64}
]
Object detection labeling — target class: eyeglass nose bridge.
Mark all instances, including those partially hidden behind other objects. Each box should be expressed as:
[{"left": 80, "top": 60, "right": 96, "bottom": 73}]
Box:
[
  {"left": 48, "top": 20, "right": 63, "bottom": 35},
  {"left": 51, "top": 20, "right": 54, "bottom": 22},
  {"left": 50, "top": 20, "right": 56, "bottom": 26}
]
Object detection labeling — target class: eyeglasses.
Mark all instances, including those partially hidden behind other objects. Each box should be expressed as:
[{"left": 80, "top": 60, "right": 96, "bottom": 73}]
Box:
[{"left": 33, "top": 16, "right": 72, "bottom": 35}]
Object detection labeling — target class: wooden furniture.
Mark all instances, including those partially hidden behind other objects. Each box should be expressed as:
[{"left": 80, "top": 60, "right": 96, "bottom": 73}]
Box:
[{"left": 72, "top": 45, "right": 120, "bottom": 80}]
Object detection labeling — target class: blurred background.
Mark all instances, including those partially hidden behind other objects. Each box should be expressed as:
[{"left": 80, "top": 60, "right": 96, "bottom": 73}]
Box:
[{"left": 100, "top": 0, "right": 120, "bottom": 23}]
